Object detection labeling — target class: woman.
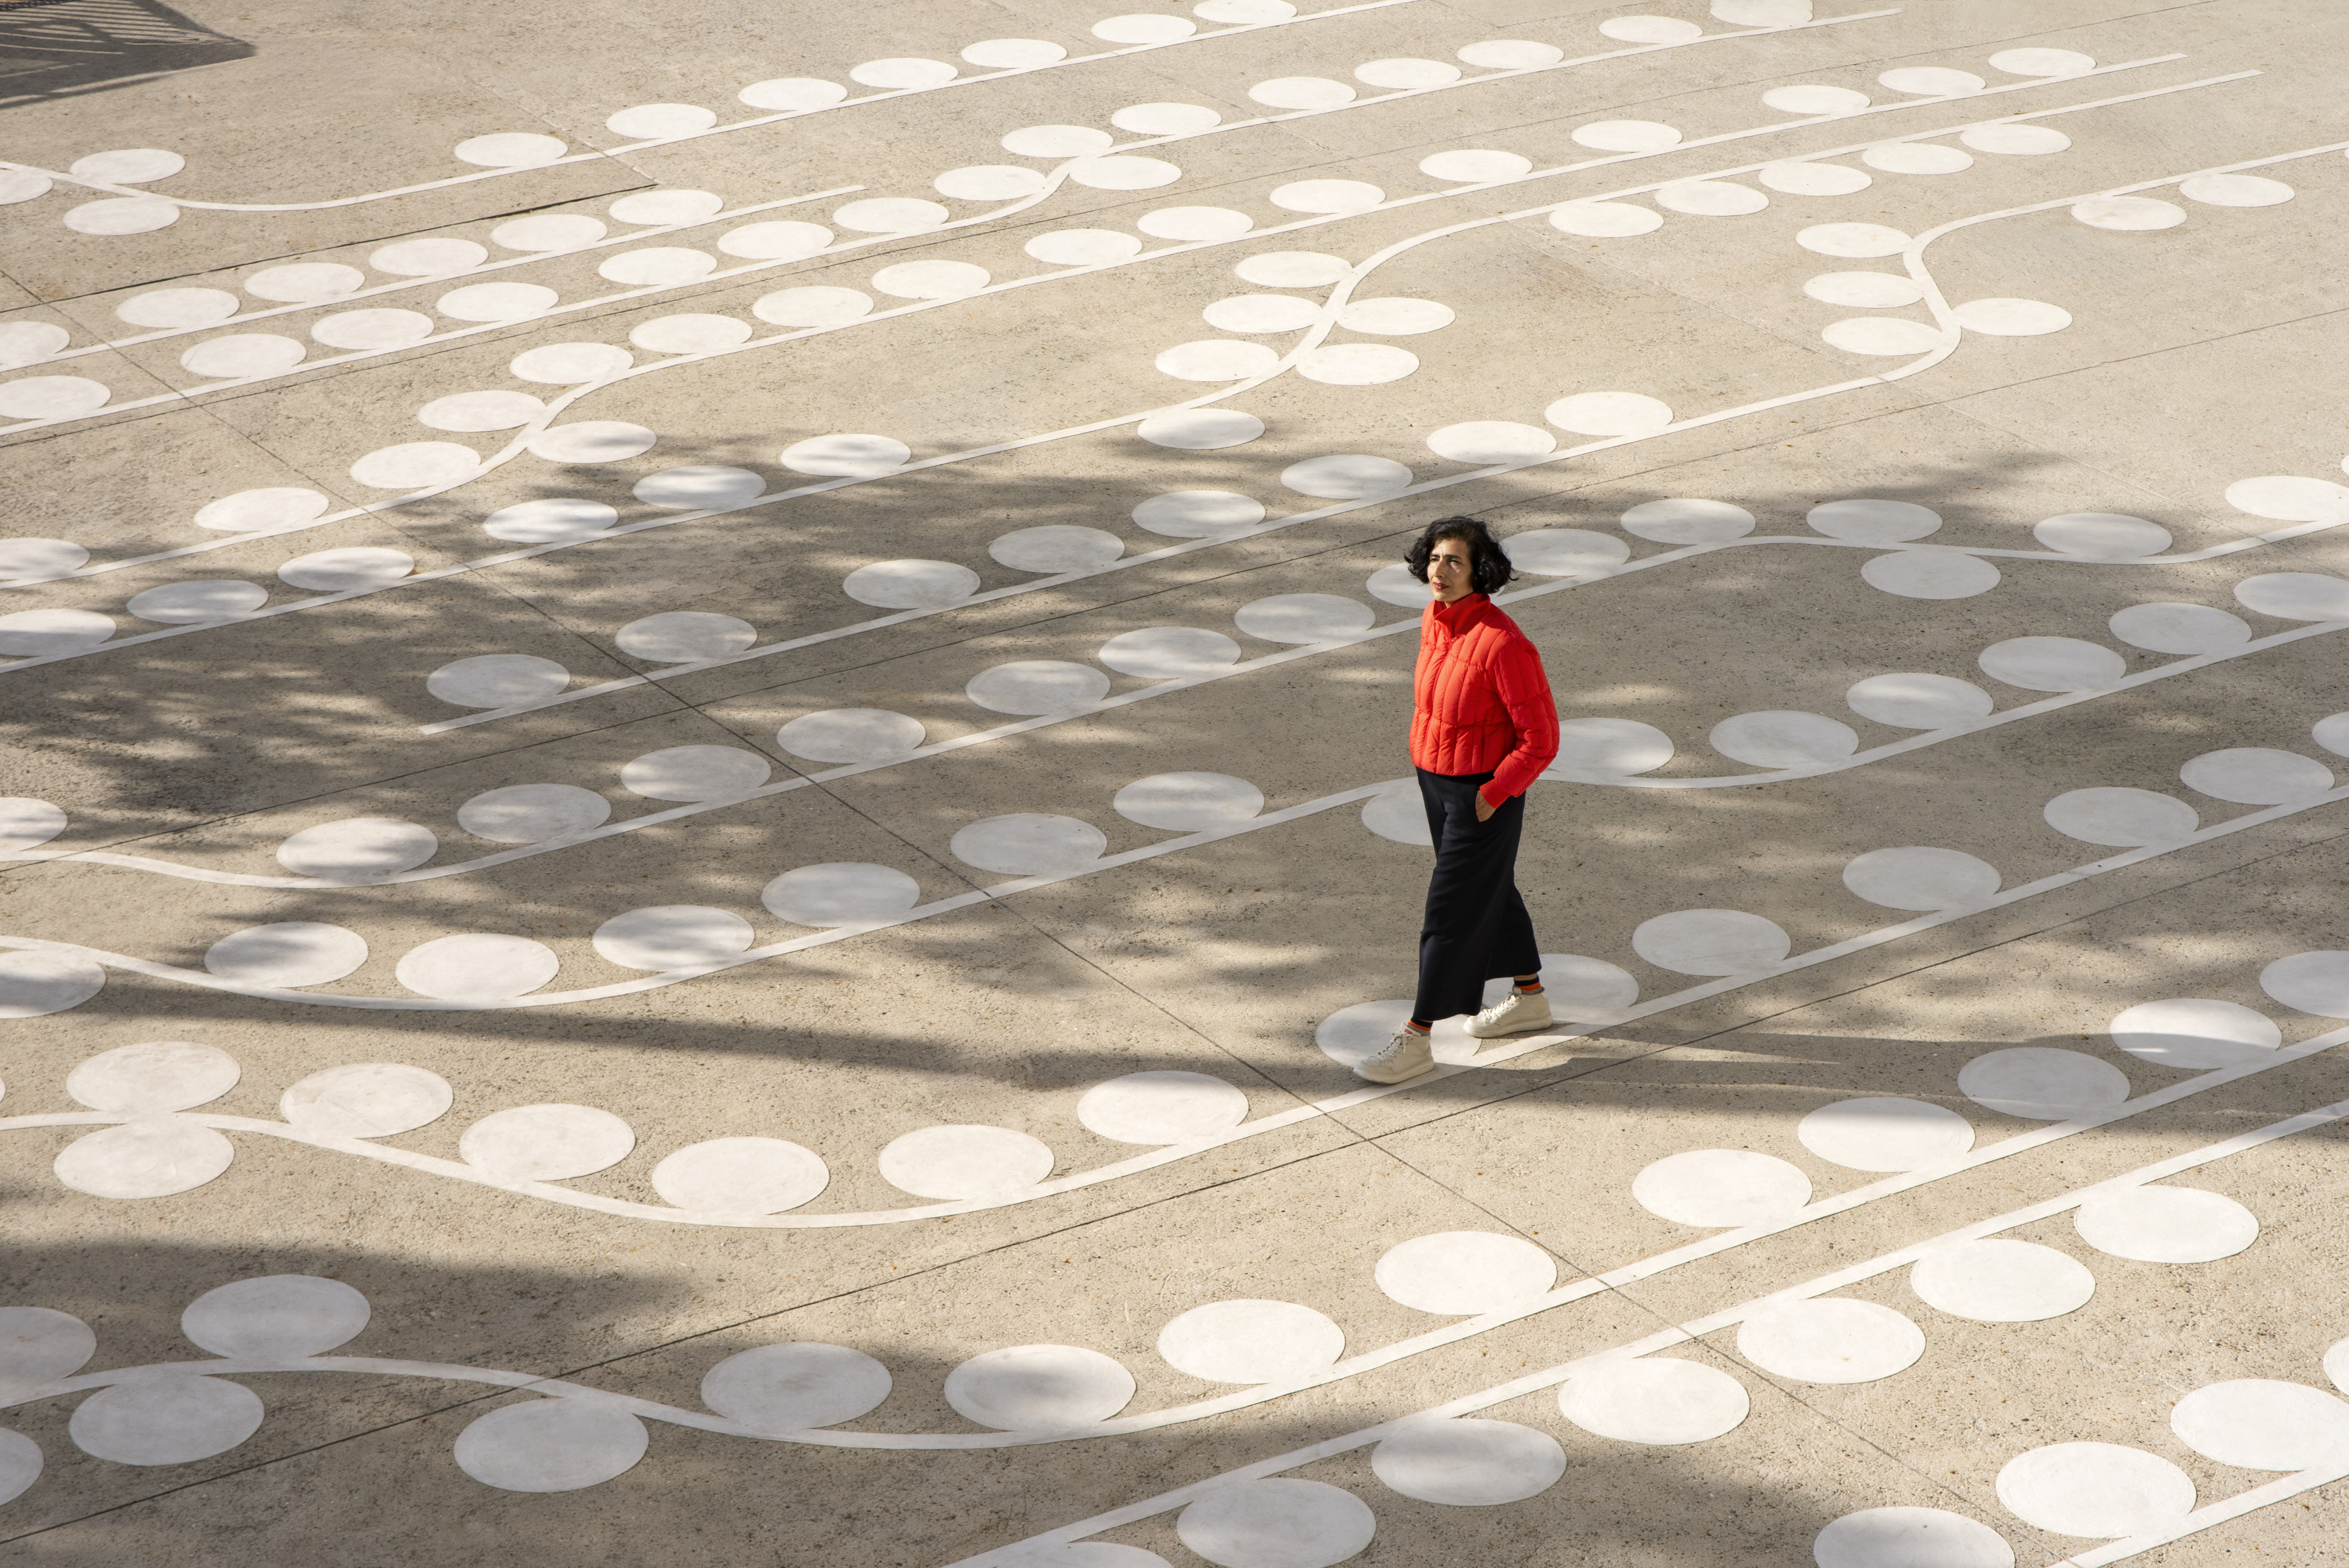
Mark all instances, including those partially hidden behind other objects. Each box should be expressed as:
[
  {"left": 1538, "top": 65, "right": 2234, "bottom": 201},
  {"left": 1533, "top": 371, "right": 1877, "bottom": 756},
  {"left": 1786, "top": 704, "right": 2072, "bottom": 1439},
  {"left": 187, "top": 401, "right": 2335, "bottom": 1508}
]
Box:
[{"left": 1354, "top": 516, "right": 1561, "bottom": 1083}]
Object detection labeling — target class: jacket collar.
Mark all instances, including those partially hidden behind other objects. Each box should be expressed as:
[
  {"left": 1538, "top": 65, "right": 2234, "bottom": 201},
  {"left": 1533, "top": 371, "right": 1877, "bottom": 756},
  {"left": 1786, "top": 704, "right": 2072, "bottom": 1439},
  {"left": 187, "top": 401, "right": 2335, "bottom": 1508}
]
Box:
[{"left": 1428, "top": 591, "right": 1490, "bottom": 634}]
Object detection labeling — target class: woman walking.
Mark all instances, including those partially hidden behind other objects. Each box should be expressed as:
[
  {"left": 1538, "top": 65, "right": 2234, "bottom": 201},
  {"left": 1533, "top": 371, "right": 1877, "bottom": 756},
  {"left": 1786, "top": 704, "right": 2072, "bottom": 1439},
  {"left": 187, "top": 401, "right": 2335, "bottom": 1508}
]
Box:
[{"left": 1355, "top": 516, "right": 1561, "bottom": 1083}]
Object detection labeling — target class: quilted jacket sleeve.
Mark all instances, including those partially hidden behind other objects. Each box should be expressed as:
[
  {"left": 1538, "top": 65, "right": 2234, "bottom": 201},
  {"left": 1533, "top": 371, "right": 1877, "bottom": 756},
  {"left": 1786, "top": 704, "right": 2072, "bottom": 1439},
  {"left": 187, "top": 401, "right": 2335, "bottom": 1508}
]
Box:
[{"left": 1481, "top": 627, "right": 1561, "bottom": 805}]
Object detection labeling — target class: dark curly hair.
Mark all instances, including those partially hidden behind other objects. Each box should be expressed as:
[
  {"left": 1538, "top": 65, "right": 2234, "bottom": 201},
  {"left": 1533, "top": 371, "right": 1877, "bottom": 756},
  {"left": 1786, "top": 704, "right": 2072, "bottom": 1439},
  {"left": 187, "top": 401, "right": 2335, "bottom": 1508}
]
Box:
[{"left": 1403, "top": 516, "right": 1516, "bottom": 597}]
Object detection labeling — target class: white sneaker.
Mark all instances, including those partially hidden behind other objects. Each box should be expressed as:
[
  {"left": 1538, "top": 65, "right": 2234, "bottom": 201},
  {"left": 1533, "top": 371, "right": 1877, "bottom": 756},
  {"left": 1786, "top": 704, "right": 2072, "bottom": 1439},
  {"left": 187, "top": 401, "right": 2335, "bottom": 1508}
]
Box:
[
  {"left": 1354, "top": 1026, "right": 1435, "bottom": 1083},
  {"left": 1465, "top": 988, "right": 1553, "bottom": 1038}
]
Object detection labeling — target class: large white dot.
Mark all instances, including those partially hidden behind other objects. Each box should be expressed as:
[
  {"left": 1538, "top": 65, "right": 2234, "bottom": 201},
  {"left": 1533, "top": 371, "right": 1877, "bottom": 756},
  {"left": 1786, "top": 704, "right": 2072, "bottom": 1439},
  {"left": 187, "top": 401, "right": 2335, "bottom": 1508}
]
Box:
[
  {"left": 1141, "top": 205, "right": 1257, "bottom": 242},
  {"left": 761, "top": 863, "right": 921, "bottom": 926},
  {"left": 276, "top": 817, "right": 436, "bottom": 878},
  {"left": 1297, "top": 344, "right": 1417, "bottom": 385},
  {"left": 1632, "top": 909, "right": 1789, "bottom": 975},
  {"left": 947, "top": 1343, "right": 1132, "bottom": 1431},
  {"left": 593, "top": 905, "right": 753, "bottom": 970},
  {"left": 1371, "top": 1418, "right": 1564, "bottom": 1505},
  {"left": 1355, "top": 57, "right": 1459, "bottom": 90},
  {"left": 1810, "top": 499, "right": 1941, "bottom": 543},
  {"left": 2108, "top": 602, "right": 2245, "bottom": 654},
  {"left": 2181, "top": 174, "right": 2295, "bottom": 207},
  {"left": 1095, "top": 13, "right": 1193, "bottom": 42},
  {"left": 619, "top": 745, "right": 772, "bottom": 800},
  {"left": 1813, "top": 1508, "right": 2013, "bottom": 1568},
  {"left": 1799, "top": 1097, "right": 1973, "bottom": 1170},
  {"left": 1978, "top": 636, "right": 2124, "bottom": 692},
  {"left": 849, "top": 57, "right": 956, "bottom": 89},
  {"left": 1198, "top": 0, "right": 1296, "bottom": 25},
  {"left": 427, "top": 654, "right": 569, "bottom": 708},
  {"left": 397, "top": 935, "right": 560, "bottom": 1002},
  {"left": 932, "top": 165, "right": 1045, "bottom": 203},
  {"left": 1177, "top": 1479, "right": 1374, "bottom": 1568},
  {"left": 1135, "top": 409, "right": 1264, "bottom": 449},
  {"left": 778, "top": 707, "right": 926, "bottom": 763},
  {"left": 1159, "top": 1300, "right": 1342, "bottom": 1384},
  {"left": 1114, "top": 772, "right": 1262, "bottom": 830},
  {"left": 118, "top": 288, "right": 238, "bottom": 328},
  {"left": 844, "top": 559, "right": 980, "bottom": 609},
  {"left": 1798, "top": 222, "right": 1912, "bottom": 257},
  {"left": 53, "top": 1121, "right": 233, "bottom": 1198},
  {"left": 1553, "top": 716, "right": 1674, "bottom": 774},
  {"left": 1911, "top": 1239, "right": 2094, "bottom": 1321},
  {"left": 1235, "top": 593, "right": 1373, "bottom": 644},
  {"left": 243, "top": 262, "right": 362, "bottom": 303},
  {"left": 436, "top": 282, "right": 560, "bottom": 320},
  {"left": 1253, "top": 79, "right": 1358, "bottom": 112},
  {"left": 71, "top": 147, "right": 184, "bottom": 184},
  {"left": 1068, "top": 155, "right": 1182, "bottom": 191},
  {"left": 417, "top": 390, "right": 545, "bottom": 432},
  {"left": 0, "top": 375, "right": 112, "bottom": 420},
  {"left": 64, "top": 197, "right": 179, "bottom": 234},
  {"left": 1997, "top": 1442, "right": 2192, "bottom": 1539},
  {"left": 1765, "top": 83, "right": 1869, "bottom": 114},
  {"left": 180, "top": 334, "right": 305, "bottom": 378},
  {"left": 68, "top": 1377, "right": 264, "bottom": 1464},
  {"left": 2260, "top": 949, "right": 2349, "bottom": 1017},
  {"left": 1549, "top": 202, "right": 1663, "bottom": 237},
  {"left": 2034, "top": 512, "right": 2170, "bottom": 558},
  {"left": 1761, "top": 161, "right": 1873, "bottom": 195},
  {"left": 0, "top": 1306, "right": 95, "bottom": 1385},
  {"left": 1098, "top": 626, "right": 1242, "bottom": 678},
  {"left": 780, "top": 433, "right": 909, "bottom": 477},
  {"left": 2171, "top": 1380, "right": 2349, "bottom": 1470},
  {"left": 1657, "top": 180, "right": 1767, "bottom": 216},
  {"left": 2108, "top": 998, "right": 2279, "bottom": 1069},
  {"left": 1458, "top": 39, "right": 1562, "bottom": 68},
  {"left": 1710, "top": 711, "right": 1857, "bottom": 768},
  {"left": 370, "top": 237, "right": 487, "bottom": 275},
  {"left": 635, "top": 466, "right": 766, "bottom": 510},
  {"left": 951, "top": 814, "right": 1106, "bottom": 876},
  {"left": 831, "top": 197, "right": 949, "bottom": 233},
  {"left": 753, "top": 287, "right": 871, "bottom": 327},
  {"left": 278, "top": 547, "right": 414, "bottom": 592},
  {"left": 702, "top": 1343, "right": 888, "bottom": 1430},
  {"left": 1280, "top": 454, "right": 1412, "bottom": 499},
  {"left": 348, "top": 441, "right": 484, "bottom": 490},
  {"left": 1572, "top": 119, "right": 1681, "bottom": 151},
  {"left": 204, "top": 922, "right": 367, "bottom": 987},
  {"left": 2076, "top": 1185, "right": 2258, "bottom": 1263},
  {"left": 1503, "top": 530, "right": 1626, "bottom": 577},
  {"left": 606, "top": 105, "right": 719, "bottom": 140},
  {"left": 2043, "top": 787, "right": 2198, "bottom": 847},
  {"left": 67, "top": 1040, "right": 239, "bottom": 1113},
  {"left": 1078, "top": 1071, "right": 1248, "bottom": 1144},
  {"left": 0, "top": 796, "right": 67, "bottom": 852},
  {"left": 126, "top": 580, "right": 268, "bottom": 624},
  {"left": 1557, "top": 1358, "right": 1749, "bottom": 1445},
  {"left": 1598, "top": 16, "right": 1701, "bottom": 42},
  {"left": 1156, "top": 339, "right": 1279, "bottom": 381},
  {"left": 521, "top": 415, "right": 647, "bottom": 461},
  {"left": 1736, "top": 1298, "right": 1924, "bottom": 1383},
  {"left": 1339, "top": 298, "right": 1453, "bottom": 336},
  {"left": 871, "top": 260, "right": 989, "bottom": 300},
  {"left": 990, "top": 525, "right": 1122, "bottom": 572},
  {"left": 652, "top": 1137, "right": 826, "bottom": 1213},
  {"left": 2236, "top": 572, "right": 2349, "bottom": 621},
  {"left": 1841, "top": 847, "right": 2000, "bottom": 911},
  {"left": 2072, "top": 195, "right": 2186, "bottom": 231},
  {"left": 1133, "top": 490, "right": 1264, "bottom": 536},
  {"left": 1620, "top": 497, "right": 1752, "bottom": 544},
  {"left": 454, "top": 133, "right": 566, "bottom": 167},
  {"left": 2181, "top": 747, "right": 2332, "bottom": 805},
  {"left": 1547, "top": 392, "right": 1671, "bottom": 436},
  {"left": 1959, "top": 1047, "right": 2129, "bottom": 1119},
  {"left": 0, "top": 608, "right": 114, "bottom": 657},
  {"left": 1419, "top": 148, "right": 1532, "bottom": 183},
  {"left": 1026, "top": 229, "right": 1143, "bottom": 266},
  {"left": 481, "top": 499, "right": 618, "bottom": 544},
  {"left": 460, "top": 1104, "right": 632, "bottom": 1179},
  {"left": 280, "top": 1063, "right": 452, "bottom": 1138},
  {"left": 1374, "top": 1232, "right": 1555, "bottom": 1314},
  {"left": 966, "top": 662, "right": 1109, "bottom": 716},
  {"left": 1962, "top": 123, "right": 2072, "bottom": 155},
  {"left": 183, "top": 1275, "right": 370, "bottom": 1357},
  {"left": 195, "top": 487, "right": 328, "bottom": 532},
  {"left": 1862, "top": 548, "right": 2000, "bottom": 600},
  {"left": 881, "top": 1126, "right": 1053, "bottom": 1200},
  {"left": 1633, "top": 1150, "right": 1809, "bottom": 1227},
  {"left": 1863, "top": 142, "right": 1974, "bottom": 176},
  {"left": 454, "top": 1401, "right": 648, "bottom": 1492},
  {"left": 616, "top": 612, "right": 755, "bottom": 663},
  {"left": 628, "top": 313, "right": 748, "bottom": 353},
  {"left": 1427, "top": 422, "right": 1553, "bottom": 465},
  {"left": 718, "top": 220, "right": 831, "bottom": 260}
]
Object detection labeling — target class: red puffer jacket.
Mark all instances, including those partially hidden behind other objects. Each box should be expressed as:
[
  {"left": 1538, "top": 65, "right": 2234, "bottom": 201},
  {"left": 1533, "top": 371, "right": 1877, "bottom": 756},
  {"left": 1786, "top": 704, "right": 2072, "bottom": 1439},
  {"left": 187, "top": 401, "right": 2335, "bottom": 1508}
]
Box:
[{"left": 1409, "top": 593, "right": 1560, "bottom": 805}]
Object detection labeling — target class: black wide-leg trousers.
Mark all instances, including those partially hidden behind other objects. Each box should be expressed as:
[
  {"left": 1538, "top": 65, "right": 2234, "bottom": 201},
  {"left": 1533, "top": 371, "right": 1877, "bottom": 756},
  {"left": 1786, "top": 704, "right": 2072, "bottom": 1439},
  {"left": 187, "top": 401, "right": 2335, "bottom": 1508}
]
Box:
[{"left": 1413, "top": 767, "right": 1540, "bottom": 1021}]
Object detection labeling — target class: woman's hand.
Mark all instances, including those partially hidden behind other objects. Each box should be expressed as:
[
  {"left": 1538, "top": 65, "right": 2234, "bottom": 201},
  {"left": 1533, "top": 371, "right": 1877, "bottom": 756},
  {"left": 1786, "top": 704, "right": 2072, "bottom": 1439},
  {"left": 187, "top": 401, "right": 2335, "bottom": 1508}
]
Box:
[{"left": 1475, "top": 791, "right": 1497, "bottom": 822}]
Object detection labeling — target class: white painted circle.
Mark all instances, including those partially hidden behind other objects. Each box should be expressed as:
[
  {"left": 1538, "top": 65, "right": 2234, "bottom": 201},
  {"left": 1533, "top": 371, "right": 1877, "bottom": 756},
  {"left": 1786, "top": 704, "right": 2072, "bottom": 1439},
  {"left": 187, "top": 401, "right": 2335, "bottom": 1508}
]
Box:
[
  {"left": 761, "top": 863, "right": 921, "bottom": 926},
  {"left": 1371, "top": 1418, "right": 1564, "bottom": 1505},
  {"left": 605, "top": 105, "right": 720, "bottom": 141},
  {"left": 1375, "top": 1232, "right": 1555, "bottom": 1314},
  {"left": 2181, "top": 747, "right": 2332, "bottom": 804},
  {"left": 597, "top": 247, "right": 718, "bottom": 287},
  {"left": 1841, "top": 847, "right": 2000, "bottom": 910},
  {"left": 963, "top": 38, "right": 1065, "bottom": 68},
  {"left": 717, "top": 220, "right": 831, "bottom": 260},
  {"left": 627, "top": 314, "right": 749, "bottom": 354},
  {"left": 488, "top": 215, "right": 603, "bottom": 251},
  {"left": 738, "top": 79, "right": 845, "bottom": 110},
  {"left": 1765, "top": 84, "right": 1869, "bottom": 114},
  {"left": 1799, "top": 1097, "right": 1973, "bottom": 1170},
  {"left": 418, "top": 390, "right": 545, "bottom": 432},
  {"left": 1798, "top": 222, "right": 1912, "bottom": 257},
  {"left": 701, "top": 1343, "right": 889, "bottom": 1430},
  {"left": 204, "top": 922, "right": 368, "bottom": 987},
  {"left": 2108, "top": 603, "right": 2244, "bottom": 654},
  {"left": 0, "top": 375, "right": 112, "bottom": 419},
  {"left": 652, "top": 1137, "right": 827, "bottom": 1213},
  {"left": 634, "top": 466, "right": 765, "bottom": 510},
  {"left": 1268, "top": 178, "right": 1384, "bottom": 214},
  {"left": 2171, "top": 1380, "right": 2349, "bottom": 1470},
  {"left": 1001, "top": 124, "right": 1112, "bottom": 158},
  {"left": 1133, "top": 490, "right": 1264, "bottom": 535},
  {"left": 126, "top": 580, "right": 268, "bottom": 624},
  {"left": 1424, "top": 422, "right": 1552, "bottom": 467},
  {"left": 1458, "top": 40, "right": 1563, "bottom": 68},
  {"left": 1572, "top": 120, "right": 1681, "bottom": 152},
  {"left": 1911, "top": 1239, "right": 2094, "bottom": 1321},
  {"left": 460, "top": 1104, "right": 632, "bottom": 1178},
  {"left": 1177, "top": 1479, "right": 1374, "bottom": 1568},
  {"left": 2043, "top": 787, "right": 2198, "bottom": 846},
  {"left": 1953, "top": 298, "right": 2071, "bottom": 335},
  {"left": 1093, "top": 14, "right": 1194, "bottom": 42},
  {"left": 1280, "top": 454, "right": 1412, "bottom": 499},
  {"left": 1962, "top": 123, "right": 2072, "bottom": 155},
  {"left": 871, "top": 260, "right": 989, "bottom": 300},
  {"left": 1997, "top": 1442, "right": 2192, "bottom": 1538},
  {"left": 1203, "top": 294, "right": 1319, "bottom": 333},
  {"left": 1099, "top": 626, "right": 1242, "bottom": 678},
  {"left": 1621, "top": 497, "right": 1753, "bottom": 544},
  {"left": 1358, "top": 788, "right": 1431, "bottom": 846},
  {"left": 2235, "top": 572, "right": 2349, "bottom": 621},
  {"left": 481, "top": 498, "right": 617, "bottom": 542},
  {"left": 616, "top": 611, "right": 755, "bottom": 663},
  {"left": 831, "top": 197, "right": 948, "bottom": 233},
  {"left": 397, "top": 935, "right": 561, "bottom": 1002},
  {"left": 1633, "top": 1150, "right": 1809, "bottom": 1227},
  {"left": 427, "top": 654, "right": 569, "bottom": 707},
  {"left": 607, "top": 188, "right": 724, "bottom": 226},
  {"left": 275, "top": 817, "right": 437, "bottom": 878},
  {"left": 1114, "top": 102, "right": 1220, "bottom": 135},
  {"left": 1549, "top": 202, "right": 1663, "bottom": 237},
  {"left": 2320, "top": 715, "right": 2349, "bottom": 759},
  {"left": 183, "top": 1275, "right": 370, "bottom": 1357},
  {"left": 1505, "top": 530, "right": 1626, "bottom": 576},
  {"left": 1137, "top": 206, "right": 1255, "bottom": 241},
  {"left": 2108, "top": 998, "right": 2280, "bottom": 1069},
  {"left": 1078, "top": 1071, "right": 1248, "bottom": 1144},
  {"left": 71, "top": 148, "right": 184, "bottom": 184},
  {"left": 1114, "top": 772, "right": 1262, "bottom": 829},
  {"left": 0, "top": 608, "right": 113, "bottom": 656},
  {"left": 618, "top": 745, "right": 772, "bottom": 800},
  {"left": 1806, "top": 271, "right": 1924, "bottom": 307},
  {"left": 1554, "top": 716, "right": 1674, "bottom": 774},
  {"left": 842, "top": 559, "right": 979, "bottom": 608},
  {"left": 1557, "top": 1358, "right": 1749, "bottom": 1444},
  {"left": 966, "top": 661, "right": 1111, "bottom": 716},
  {"left": 1355, "top": 58, "right": 1459, "bottom": 90},
  {"left": 1990, "top": 48, "right": 2095, "bottom": 76},
  {"left": 934, "top": 165, "right": 1046, "bottom": 201},
  {"left": 0, "top": 945, "right": 96, "bottom": 1013},
  {"left": 1418, "top": 149, "right": 1532, "bottom": 182},
  {"left": 0, "top": 797, "right": 68, "bottom": 852},
  {"left": 753, "top": 287, "right": 872, "bottom": 326},
  {"left": 1546, "top": 391, "right": 1671, "bottom": 436},
  {"left": 2181, "top": 174, "right": 2294, "bottom": 207},
  {"left": 1977, "top": 636, "right": 2124, "bottom": 691},
  {"left": 1159, "top": 1300, "right": 1343, "bottom": 1383},
  {"left": 1823, "top": 317, "right": 1945, "bottom": 355},
  {"left": 1298, "top": 344, "right": 1417, "bottom": 385},
  {"left": 780, "top": 433, "right": 909, "bottom": 477},
  {"left": 2076, "top": 1186, "right": 2258, "bottom": 1263},
  {"left": 1736, "top": 1298, "right": 1925, "bottom": 1383},
  {"left": 1026, "top": 229, "right": 1144, "bottom": 265},
  {"left": 1862, "top": 143, "right": 1973, "bottom": 175},
  {"left": 989, "top": 525, "right": 1122, "bottom": 573},
  {"left": 348, "top": 441, "right": 484, "bottom": 490},
  {"left": 1657, "top": 180, "right": 1767, "bottom": 216},
  {"left": 950, "top": 814, "right": 1107, "bottom": 875},
  {"left": 278, "top": 547, "right": 414, "bottom": 591},
  {"left": 1068, "top": 155, "right": 1182, "bottom": 191},
  {"left": 2035, "top": 512, "right": 2170, "bottom": 558},
  {"left": 63, "top": 197, "right": 179, "bottom": 234},
  {"left": 1598, "top": 16, "right": 1701, "bottom": 43},
  {"left": 67, "top": 1041, "right": 239, "bottom": 1113},
  {"left": 1136, "top": 409, "right": 1264, "bottom": 448},
  {"left": 1252, "top": 79, "right": 1357, "bottom": 112},
  {"left": 592, "top": 905, "right": 754, "bottom": 970},
  {"left": 280, "top": 1063, "right": 452, "bottom": 1138},
  {"left": 1631, "top": 909, "right": 1790, "bottom": 975},
  {"left": 1156, "top": 340, "right": 1278, "bottom": 380},
  {"left": 118, "top": 288, "right": 237, "bottom": 328},
  {"left": 849, "top": 57, "right": 956, "bottom": 90},
  {"left": 453, "top": 1401, "right": 648, "bottom": 1491},
  {"left": 944, "top": 1343, "right": 1132, "bottom": 1429},
  {"left": 1710, "top": 710, "right": 1857, "bottom": 767},
  {"left": 1235, "top": 593, "right": 1373, "bottom": 644},
  {"left": 195, "top": 487, "right": 327, "bottom": 532},
  {"left": 2073, "top": 196, "right": 2186, "bottom": 231},
  {"left": 1761, "top": 162, "right": 1873, "bottom": 195},
  {"left": 1813, "top": 1508, "right": 2013, "bottom": 1568},
  {"left": 179, "top": 334, "right": 305, "bottom": 378},
  {"left": 2260, "top": 950, "right": 2349, "bottom": 1017},
  {"left": 243, "top": 262, "right": 362, "bottom": 303},
  {"left": 1959, "top": 1047, "right": 2129, "bottom": 1119},
  {"left": 1863, "top": 548, "right": 1999, "bottom": 599},
  {"left": 435, "top": 282, "right": 559, "bottom": 320},
  {"left": 454, "top": 133, "right": 565, "bottom": 167},
  {"left": 53, "top": 1121, "right": 233, "bottom": 1198},
  {"left": 68, "top": 1377, "right": 264, "bottom": 1464},
  {"left": 0, "top": 1306, "right": 95, "bottom": 1385}
]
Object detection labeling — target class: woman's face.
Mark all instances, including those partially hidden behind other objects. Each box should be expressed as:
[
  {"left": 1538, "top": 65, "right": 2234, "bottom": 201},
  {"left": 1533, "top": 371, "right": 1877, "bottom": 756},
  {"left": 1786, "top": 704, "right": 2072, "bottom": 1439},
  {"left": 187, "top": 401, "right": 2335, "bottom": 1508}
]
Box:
[{"left": 1427, "top": 537, "right": 1475, "bottom": 603}]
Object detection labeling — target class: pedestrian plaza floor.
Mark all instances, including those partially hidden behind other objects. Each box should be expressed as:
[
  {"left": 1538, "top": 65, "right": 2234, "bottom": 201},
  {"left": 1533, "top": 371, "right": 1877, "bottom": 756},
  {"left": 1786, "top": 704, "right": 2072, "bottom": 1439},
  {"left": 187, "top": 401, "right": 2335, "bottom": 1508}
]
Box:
[{"left": 2, "top": 0, "right": 2347, "bottom": 1563}]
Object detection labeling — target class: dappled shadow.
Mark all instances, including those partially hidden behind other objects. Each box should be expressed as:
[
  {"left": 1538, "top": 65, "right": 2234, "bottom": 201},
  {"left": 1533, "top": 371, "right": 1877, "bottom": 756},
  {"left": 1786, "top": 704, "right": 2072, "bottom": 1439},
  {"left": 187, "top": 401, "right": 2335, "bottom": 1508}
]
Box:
[{"left": 0, "top": 0, "right": 251, "bottom": 108}]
